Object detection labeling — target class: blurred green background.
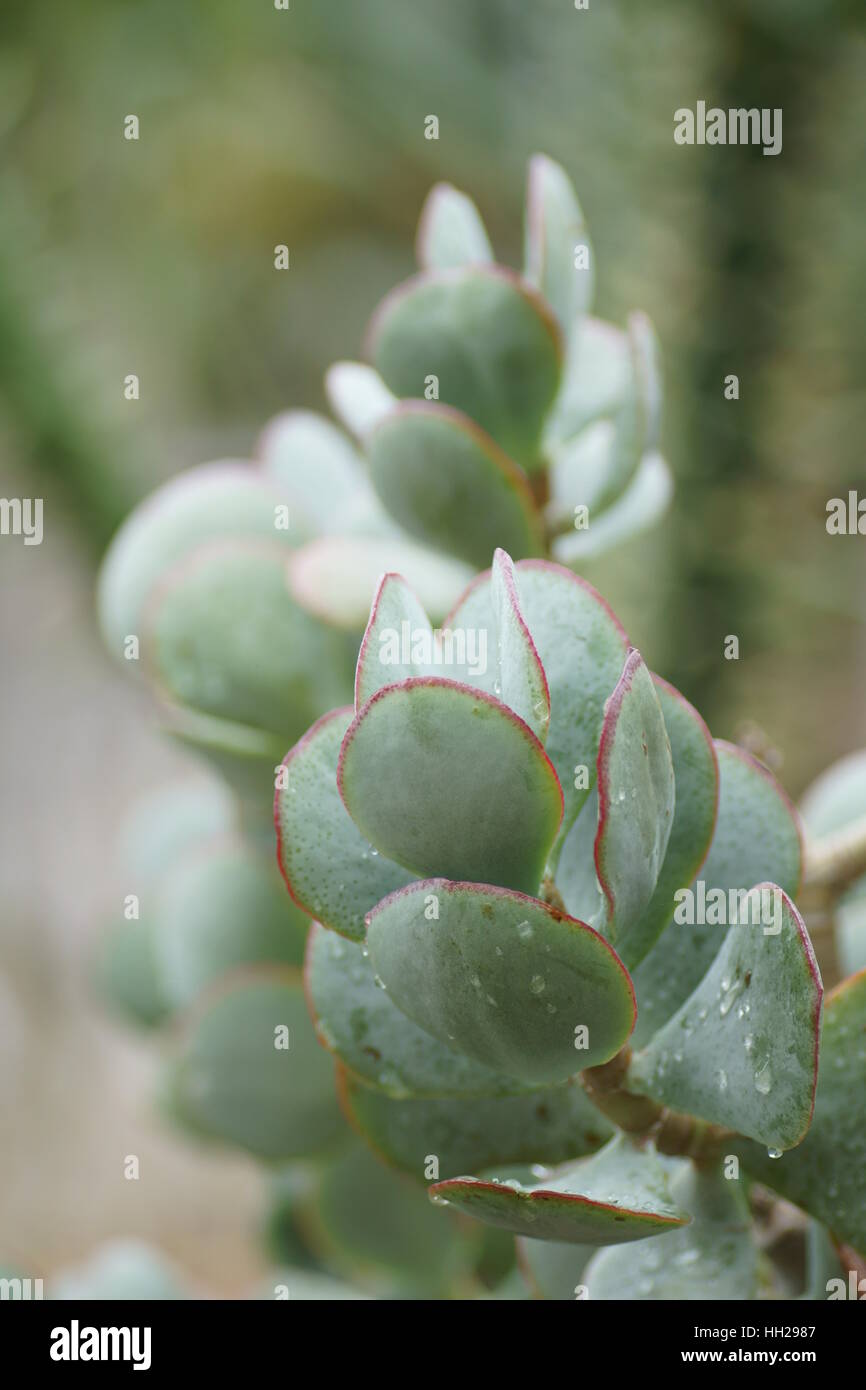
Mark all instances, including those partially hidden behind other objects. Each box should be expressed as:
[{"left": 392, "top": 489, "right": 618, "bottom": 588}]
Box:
[{"left": 0, "top": 0, "right": 864, "bottom": 1287}]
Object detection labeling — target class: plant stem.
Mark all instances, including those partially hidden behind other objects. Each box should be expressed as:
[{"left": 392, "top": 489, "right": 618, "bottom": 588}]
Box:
[
  {"left": 581, "top": 1047, "right": 733, "bottom": 1162},
  {"left": 804, "top": 814, "right": 866, "bottom": 895}
]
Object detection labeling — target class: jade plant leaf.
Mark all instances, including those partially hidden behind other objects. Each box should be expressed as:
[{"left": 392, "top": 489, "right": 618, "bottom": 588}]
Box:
[
  {"left": 256, "top": 409, "right": 375, "bottom": 534},
  {"left": 416, "top": 182, "right": 494, "bottom": 270},
  {"left": 365, "top": 879, "right": 635, "bottom": 1083},
  {"left": 275, "top": 708, "right": 413, "bottom": 942},
  {"left": 287, "top": 534, "right": 473, "bottom": 631},
  {"left": 524, "top": 153, "right": 593, "bottom": 335},
  {"left": 165, "top": 708, "right": 289, "bottom": 851},
  {"left": 491, "top": 549, "right": 550, "bottom": 742},
  {"left": 368, "top": 266, "right": 562, "bottom": 467},
  {"left": 615, "top": 676, "right": 718, "bottom": 970},
  {"left": 95, "top": 917, "right": 172, "bottom": 1030},
  {"left": 628, "top": 886, "right": 821, "bottom": 1151},
  {"left": 583, "top": 1162, "right": 758, "bottom": 1301},
  {"left": 164, "top": 968, "right": 345, "bottom": 1161},
  {"left": 306, "top": 1140, "right": 471, "bottom": 1294},
  {"left": 365, "top": 402, "right": 542, "bottom": 569},
  {"left": 429, "top": 1135, "right": 688, "bottom": 1245},
  {"left": 734, "top": 969, "right": 866, "bottom": 1252},
  {"left": 153, "top": 842, "right": 309, "bottom": 1010},
  {"left": 354, "top": 573, "right": 437, "bottom": 708},
  {"left": 305, "top": 924, "right": 539, "bottom": 1097},
  {"left": 593, "top": 650, "right": 676, "bottom": 958},
  {"left": 147, "top": 540, "right": 354, "bottom": 740},
  {"left": 97, "top": 462, "right": 307, "bottom": 656},
  {"left": 632, "top": 741, "right": 802, "bottom": 1045},
  {"left": 117, "top": 779, "right": 235, "bottom": 885},
  {"left": 800, "top": 750, "right": 866, "bottom": 977},
  {"left": 544, "top": 316, "right": 631, "bottom": 447},
  {"left": 338, "top": 679, "right": 562, "bottom": 893},
  {"left": 447, "top": 557, "right": 629, "bottom": 843},
  {"left": 325, "top": 360, "right": 399, "bottom": 440},
  {"left": 552, "top": 452, "right": 674, "bottom": 566},
  {"left": 338, "top": 1068, "right": 611, "bottom": 1177}
]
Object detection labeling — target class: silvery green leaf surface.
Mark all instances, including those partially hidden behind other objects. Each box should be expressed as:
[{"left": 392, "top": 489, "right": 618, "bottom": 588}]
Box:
[
  {"left": 628, "top": 887, "right": 822, "bottom": 1151},
  {"left": 416, "top": 181, "right": 494, "bottom": 270}
]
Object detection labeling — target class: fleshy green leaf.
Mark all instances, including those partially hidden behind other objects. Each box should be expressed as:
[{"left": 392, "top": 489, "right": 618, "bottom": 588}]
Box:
[
  {"left": 448, "top": 558, "right": 629, "bottom": 846},
  {"left": 524, "top": 153, "right": 593, "bottom": 335},
  {"left": 429, "top": 1135, "right": 688, "bottom": 1245},
  {"left": 354, "top": 573, "right": 438, "bottom": 709},
  {"left": 617, "top": 676, "right": 718, "bottom": 970},
  {"left": 551, "top": 452, "right": 673, "bottom": 566},
  {"left": 148, "top": 540, "right": 354, "bottom": 739},
  {"left": 338, "top": 679, "right": 562, "bottom": 893},
  {"left": 491, "top": 549, "right": 550, "bottom": 742},
  {"left": 309, "top": 1141, "right": 470, "bottom": 1294},
  {"left": 799, "top": 749, "right": 866, "bottom": 837},
  {"left": 117, "top": 780, "right": 236, "bottom": 884},
  {"left": 95, "top": 918, "right": 172, "bottom": 1031},
  {"left": 256, "top": 409, "right": 376, "bottom": 534},
  {"left": 306, "top": 924, "right": 539, "bottom": 1096},
  {"left": 583, "top": 1162, "right": 758, "bottom": 1300},
  {"left": 733, "top": 969, "right": 866, "bottom": 1251},
  {"left": 164, "top": 969, "right": 345, "bottom": 1160},
  {"left": 365, "top": 879, "right": 635, "bottom": 1084},
  {"left": 366, "top": 402, "right": 542, "bottom": 569},
  {"left": 544, "top": 316, "right": 630, "bottom": 447},
  {"left": 275, "top": 708, "right": 413, "bottom": 942},
  {"left": 338, "top": 1068, "right": 611, "bottom": 1176},
  {"left": 368, "top": 266, "right": 562, "bottom": 468},
  {"left": 287, "top": 534, "right": 473, "bottom": 631},
  {"left": 629, "top": 886, "right": 821, "bottom": 1150},
  {"left": 97, "top": 462, "right": 308, "bottom": 657},
  {"left": 594, "top": 650, "right": 676, "bottom": 958},
  {"left": 632, "top": 741, "right": 802, "bottom": 1045},
  {"left": 153, "top": 842, "right": 309, "bottom": 1010},
  {"left": 325, "top": 361, "right": 399, "bottom": 441},
  {"left": 416, "top": 182, "right": 494, "bottom": 270}
]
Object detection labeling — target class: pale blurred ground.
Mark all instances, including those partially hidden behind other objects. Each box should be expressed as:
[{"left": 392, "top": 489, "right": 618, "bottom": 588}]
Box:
[{"left": 0, "top": 499, "right": 267, "bottom": 1292}]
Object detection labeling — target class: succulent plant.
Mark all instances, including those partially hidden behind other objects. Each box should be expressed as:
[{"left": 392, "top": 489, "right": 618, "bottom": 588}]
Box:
[{"left": 258, "top": 546, "right": 866, "bottom": 1299}]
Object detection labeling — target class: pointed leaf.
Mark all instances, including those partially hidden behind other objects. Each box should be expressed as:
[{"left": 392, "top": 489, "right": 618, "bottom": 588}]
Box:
[
  {"left": 448, "top": 558, "right": 629, "bottom": 845},
  {"left": 366, "top": 402, "right": 542, "bottom": 569},
  {"left": 366, "top": 879, "right": 635, "bottom": 1084},
  {"left": 632, "top": 741, "right": 802, "bottom": 1045},
  {"left": 164, "top": 969, "right": 345, "bottom": 1160},
  {"left": 491, "top": 549, "right": 550, "bottom": 742},
  {"left": 324, "top": 361, "right": 398, "bottom": 441},
  {"left": 306, "top": 924, "right": 539, "bottom": 1097},
  {"left": 552, "top": 452, "right": 673, "bottom": 566},
  {"left": 594, "top": 650, "right": 676, "bottom": 957},
  {"left": 629, "top": 886, "right": 822, "bottom": 1151},
  {"left": 367, "top": 266, "right": 562, "bottom": 467},
  {"left": 275, "top": 708, "right": 413, "bottom": 942},
  {"left": 416, "top": 182, "right": 494, "bottom": 270},
  {"left": 147, "top": 540, "right": 354, "bottom": 739},
  {"left": 97, "top": 462, "right": 307, "bottom": 656},
  {"left": 617, "top": 676, "right": 718, "bottom": 969},
  {"left": 430, "top": 1135, "right": 688, "bottom": 1245},
  {"left": 354, "top": 573, "right": 437, "bottom": 709},
  {"left": 583, "top": 1163, "right": 758, "bottom": 1300},
  {"left": 524, "top": 153, "right": 593, "bottom": 334},
  {"left": 287, "top": 535, "right": 472, "bottom": 631},
  {"left": 544, "top": 317, "right": 630, "bottom": 447},
  {"left": 339, "top": 1068, "right": 611, "bottom": 1176},
  {"left": 733, "top": 969, "right": 866, "bottom": 1251},
  {"left": 338, "top": 680, "right": 563, "bottom": 893}
]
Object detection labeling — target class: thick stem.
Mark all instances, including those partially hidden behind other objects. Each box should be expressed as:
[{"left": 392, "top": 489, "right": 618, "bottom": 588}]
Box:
[
  {"left": 804, "top": 814, "right": 866, "bottom": 895},
  {"left": 581, "top": 1047, "right": 733, "bottom": 1162}
]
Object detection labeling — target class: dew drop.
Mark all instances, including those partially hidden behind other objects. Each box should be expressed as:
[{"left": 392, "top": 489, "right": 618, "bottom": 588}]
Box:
[
  {"left": 767, "top": 1147, "right": 782, "bottom": 1160},
  {"left": 517, "top": 920, "right": 533, "bottom": 941},
  {"left": 530, "top": 974, "right": 546, "bottom": 995},
  {"left": 754, "top": 1059, "right": 772, "bottom": 1095}
]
